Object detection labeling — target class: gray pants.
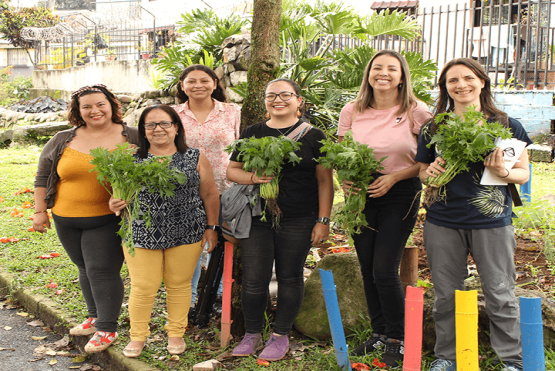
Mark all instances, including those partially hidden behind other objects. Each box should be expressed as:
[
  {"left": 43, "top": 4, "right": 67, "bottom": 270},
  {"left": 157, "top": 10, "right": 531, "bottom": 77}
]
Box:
[{"left": 424, "top": 221, "right": 522, "bottom": 367}]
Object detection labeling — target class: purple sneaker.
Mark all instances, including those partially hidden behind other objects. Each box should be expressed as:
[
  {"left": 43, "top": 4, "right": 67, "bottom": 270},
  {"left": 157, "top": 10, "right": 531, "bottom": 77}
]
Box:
[
  {"left": 258, "top": 333, "right": 289, "bottom": 361},
  {"left": 232, "top": 333, "right": 263, "bottom": 357}
]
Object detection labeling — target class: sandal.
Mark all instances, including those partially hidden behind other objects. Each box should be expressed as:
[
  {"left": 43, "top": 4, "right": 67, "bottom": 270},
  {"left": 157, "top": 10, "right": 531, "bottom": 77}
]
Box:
[
  {"left": 84, "top": 331, "right": 118, "bottom": 353},
  {"left": 123, "top": 341, "right": 146, "bottom": 358},
  {"left": 167, "top": 338, "right": 187, "bottom": 355},
  {"left": 69, "top": 317, "right": 97, "bottom": 336}
]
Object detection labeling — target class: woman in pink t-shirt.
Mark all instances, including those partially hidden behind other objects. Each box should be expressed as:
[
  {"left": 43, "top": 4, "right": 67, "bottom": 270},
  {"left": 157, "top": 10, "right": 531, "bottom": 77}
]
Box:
[
  {"left": 173, "top": 64, "right": 241, "bottom": 319},
  {"left": 338, "top": 50, "right": 431, "bottom": 367}
]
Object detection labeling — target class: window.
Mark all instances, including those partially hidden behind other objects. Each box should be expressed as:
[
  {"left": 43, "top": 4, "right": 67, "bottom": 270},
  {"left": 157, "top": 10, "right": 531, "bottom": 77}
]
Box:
[{"left": 7, "top": 49, "right": 29, "bottom": 66}]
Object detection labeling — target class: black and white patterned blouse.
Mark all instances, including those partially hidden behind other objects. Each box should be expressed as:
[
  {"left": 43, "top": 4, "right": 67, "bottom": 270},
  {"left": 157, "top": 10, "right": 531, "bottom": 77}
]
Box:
[{"left": 132, "top": 148, "right": 206, "bottom": 249}]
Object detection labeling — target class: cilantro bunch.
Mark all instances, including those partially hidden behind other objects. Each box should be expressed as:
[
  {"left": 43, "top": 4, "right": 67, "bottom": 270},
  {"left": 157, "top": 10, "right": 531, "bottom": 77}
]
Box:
[
  {"left": 318, "top": 131, "right": 386, "bottom": 241},
  {"left": 225, "top": 136, "right": 302, "bottom": 224},
  {"left": 424, "top": 106, "right": 512, "bottom": 205},
  {"left": 89, "top": 143, "right": 187, "bottom": 256}
]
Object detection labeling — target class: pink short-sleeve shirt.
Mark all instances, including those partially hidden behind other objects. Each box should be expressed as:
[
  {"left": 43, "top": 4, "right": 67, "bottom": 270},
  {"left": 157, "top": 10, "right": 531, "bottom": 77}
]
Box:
[
  {"left": 337, "top": 101, "right": 431, "bottom": 174},
  {"left": 174, "top": 99, "right": 241, "bottom": 194}
]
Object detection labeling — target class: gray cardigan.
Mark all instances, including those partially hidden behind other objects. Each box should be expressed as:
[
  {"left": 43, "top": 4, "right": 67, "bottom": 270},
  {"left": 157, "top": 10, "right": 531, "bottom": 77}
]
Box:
[
  {"left": 34, "top": 124, "right": 140, "bottom": 209},
  {"left": 221, "top": 184, "right": 262, "bottom": 239}
]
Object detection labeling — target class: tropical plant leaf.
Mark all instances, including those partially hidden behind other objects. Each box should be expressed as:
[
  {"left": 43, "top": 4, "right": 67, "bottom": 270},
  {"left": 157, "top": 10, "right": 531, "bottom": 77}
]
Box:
[{"left": 356, "top": 9, "right": 420, "bottom": 40}]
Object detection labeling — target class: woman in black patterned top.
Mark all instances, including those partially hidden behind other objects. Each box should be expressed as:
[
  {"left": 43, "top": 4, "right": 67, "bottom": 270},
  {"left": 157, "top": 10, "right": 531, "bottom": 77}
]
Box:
[{"left": 109, "top": 105, "right": 219, "bottom": 358}]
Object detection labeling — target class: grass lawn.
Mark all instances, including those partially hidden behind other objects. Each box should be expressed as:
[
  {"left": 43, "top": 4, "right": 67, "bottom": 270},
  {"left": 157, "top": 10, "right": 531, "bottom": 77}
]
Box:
[{"left": 1, "top": 144, "right": 554, "bottom": 370}]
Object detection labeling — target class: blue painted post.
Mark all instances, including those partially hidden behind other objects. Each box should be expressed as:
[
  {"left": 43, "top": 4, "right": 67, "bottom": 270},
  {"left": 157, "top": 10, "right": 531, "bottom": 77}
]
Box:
[
  {"left": 520, "top": 163, "right": 532, "bottom": 204},
  {"left": 319, "top": 269, "right": 351, "bottom": 371},
  {"left": 519, "top": 297, "right": 545, "bottom": 371}
]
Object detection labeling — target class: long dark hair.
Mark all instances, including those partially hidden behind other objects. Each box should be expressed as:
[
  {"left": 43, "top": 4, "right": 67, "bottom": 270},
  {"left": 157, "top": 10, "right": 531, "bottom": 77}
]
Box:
[
  {"left": 433, "top": 58, "right": 507, "bottom": 133},
  {"left": 68, "top": 85, "right": 123, "bottom": 127},
  {"left": 265, "top": 78, "right": 306, "bottom": 117},
  {"left": 176, "top": 64, "right": 227, "bottom": 104},
  {"left": 136, "top": 105, "right": 188, "bottom": 158}
]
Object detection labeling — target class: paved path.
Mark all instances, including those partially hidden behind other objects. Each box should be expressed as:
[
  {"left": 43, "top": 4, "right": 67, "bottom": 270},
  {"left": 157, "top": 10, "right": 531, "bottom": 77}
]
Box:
[{"left": 0, "top": 299, "right": 105, "bottom": 371}]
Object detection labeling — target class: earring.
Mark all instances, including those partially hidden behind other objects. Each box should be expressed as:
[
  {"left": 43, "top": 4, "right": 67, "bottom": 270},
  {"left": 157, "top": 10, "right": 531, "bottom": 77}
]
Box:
[
  {"left": 296, "top": 109, "right": 302, "bottom": 118},
  {"left": 265, "top": 112, "right": 271, "bottom": 119},
  {"left": 398, "top": 83, "right": 403, "bottom": 89}
]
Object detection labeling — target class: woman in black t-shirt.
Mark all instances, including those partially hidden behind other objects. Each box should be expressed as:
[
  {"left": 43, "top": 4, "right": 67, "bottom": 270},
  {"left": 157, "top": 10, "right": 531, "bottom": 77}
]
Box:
[{"left": 227, "top": 78, "right": 333, "bottom": 362}]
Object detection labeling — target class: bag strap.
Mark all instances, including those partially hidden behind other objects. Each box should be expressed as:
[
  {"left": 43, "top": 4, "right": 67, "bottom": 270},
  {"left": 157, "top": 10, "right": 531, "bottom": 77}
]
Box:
[
  {"left": 287, "top": 121, "right": 312, "bottom": 141},
  {"left": 509, "top": 183, "right": 523, "bottom": 207}
]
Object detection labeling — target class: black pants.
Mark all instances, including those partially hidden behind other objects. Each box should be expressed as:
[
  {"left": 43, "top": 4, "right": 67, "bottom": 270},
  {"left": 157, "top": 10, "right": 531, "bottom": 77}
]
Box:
[
  {"left": 53, "top": 213, "right": 124, "bottom": 332},
  {"left": 352, "top": 177, "right": 420, "bottom": 340}
]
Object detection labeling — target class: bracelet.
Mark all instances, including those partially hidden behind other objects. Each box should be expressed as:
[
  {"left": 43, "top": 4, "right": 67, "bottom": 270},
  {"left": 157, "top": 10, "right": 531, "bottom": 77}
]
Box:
[
  {"left": 499, "top": 168, "right": 510, "bottom": 178},
  {"left": 250, "top": 172, "right": 255, "bottom": 184},
  {"left": 34, "top": 210, "right": 48, "bottom": 214}
]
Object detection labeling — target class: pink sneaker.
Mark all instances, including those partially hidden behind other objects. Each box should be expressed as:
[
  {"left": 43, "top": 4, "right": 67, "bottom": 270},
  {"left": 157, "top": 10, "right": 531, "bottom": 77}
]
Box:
[
  {"left": 69, "top": 318, "right": 97, "bottom": 336},
  {"left": 84, "top": 331, "right": 118, "bottom": 353}
]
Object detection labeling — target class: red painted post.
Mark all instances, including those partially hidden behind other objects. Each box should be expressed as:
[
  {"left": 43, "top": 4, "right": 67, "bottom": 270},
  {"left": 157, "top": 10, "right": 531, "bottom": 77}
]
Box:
[
  {"left": 220, "top": 242, "right": 234, "bottom": 348},
  {"left": 403, "top": 286, "right": 424, "bottom": 371}
]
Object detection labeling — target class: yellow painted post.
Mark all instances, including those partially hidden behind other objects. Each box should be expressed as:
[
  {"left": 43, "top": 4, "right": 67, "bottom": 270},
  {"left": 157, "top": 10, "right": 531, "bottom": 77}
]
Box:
[{"left": 455, "top": 290, "right": 479, "bottom": 371}]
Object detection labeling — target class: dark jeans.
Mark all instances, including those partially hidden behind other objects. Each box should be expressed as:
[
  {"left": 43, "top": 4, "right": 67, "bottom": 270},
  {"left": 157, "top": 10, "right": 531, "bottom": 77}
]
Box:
[
  {"left": 352, "top": 177, "right": 420, "bottom": 340},
  {"left": 53, "top": 213, "right": 124, "bottom": 332},
  {"left": 241, "top": 213, "right": 315, "bottom": 335}
]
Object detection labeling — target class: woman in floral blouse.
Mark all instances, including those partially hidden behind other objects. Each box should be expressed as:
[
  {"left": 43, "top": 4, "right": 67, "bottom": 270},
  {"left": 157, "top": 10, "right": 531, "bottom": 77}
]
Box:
[{"left": 173, "top": 64, "right": 241, "bottom": 315}]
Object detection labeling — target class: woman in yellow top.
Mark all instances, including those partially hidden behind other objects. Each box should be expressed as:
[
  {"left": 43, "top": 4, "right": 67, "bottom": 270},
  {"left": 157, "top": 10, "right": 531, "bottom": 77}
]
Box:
[{"left": 33, "top": 84, "right": 139, "bottom": 353}]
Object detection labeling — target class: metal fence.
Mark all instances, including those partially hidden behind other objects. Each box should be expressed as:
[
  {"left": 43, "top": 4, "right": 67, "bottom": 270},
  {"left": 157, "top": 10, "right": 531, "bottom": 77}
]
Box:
[{"left": 366, "top": 0, "right": 555, "bottom": 89}]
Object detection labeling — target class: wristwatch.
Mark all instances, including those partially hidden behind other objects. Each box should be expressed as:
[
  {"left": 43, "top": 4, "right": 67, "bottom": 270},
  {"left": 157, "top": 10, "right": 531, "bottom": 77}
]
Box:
[
  {"left": 206, "top": 225, "right": 221, "bottom": 232},
  {"left": 316, "top": 217, "right": 330, "bottom": 225}
]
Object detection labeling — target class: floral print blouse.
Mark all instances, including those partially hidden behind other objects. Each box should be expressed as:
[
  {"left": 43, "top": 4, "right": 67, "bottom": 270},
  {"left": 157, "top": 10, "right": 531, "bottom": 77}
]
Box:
[{"left": 174, "top": 99, "right": 241, "bottom": 194}]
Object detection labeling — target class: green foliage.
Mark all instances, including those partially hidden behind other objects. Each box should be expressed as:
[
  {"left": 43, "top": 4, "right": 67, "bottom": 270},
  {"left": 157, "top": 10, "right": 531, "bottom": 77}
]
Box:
[
  {"left": 424, "top": 107, "right": 512, "bottom": 204},
  {"left": 514, "top": 199, "right": 555, "bottom": 263},
  {"left": 0, "top": 6, "right": 59, "bottom": 63},
  {"left": 225, "top": 136, "right": 302, "bottom": 221},
  {"left": 317, "top": 131, "right": 386, "bottom": 239},
  {"left": 176, "top": 8, "right": 248, "bottom": 60},
  {"left": 0, "top": 66, "right": 32, "bottom": 107},
  {"left": 89, "top": 143, "right": 187, "bottom": 256}
]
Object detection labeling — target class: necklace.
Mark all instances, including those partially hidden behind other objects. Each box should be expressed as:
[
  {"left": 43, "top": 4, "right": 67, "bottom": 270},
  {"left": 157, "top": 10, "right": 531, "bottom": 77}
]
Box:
[{"left": 270, "top": 123, "right": 296, "bottom": 137}]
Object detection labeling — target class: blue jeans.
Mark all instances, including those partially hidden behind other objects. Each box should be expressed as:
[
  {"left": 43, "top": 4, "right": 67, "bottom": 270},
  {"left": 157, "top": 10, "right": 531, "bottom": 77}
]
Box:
[
  {"left": 241, "top": 213, "right": 315, "bottom": 335},
  {"left": 352, "top": 177, "right": 420, "bottom": 340}
]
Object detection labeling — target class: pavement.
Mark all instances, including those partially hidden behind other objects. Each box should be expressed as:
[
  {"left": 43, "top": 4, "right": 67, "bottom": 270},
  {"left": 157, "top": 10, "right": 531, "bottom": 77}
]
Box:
[{"left": 0, "top": 266, "right": 156, "bottom": 371}]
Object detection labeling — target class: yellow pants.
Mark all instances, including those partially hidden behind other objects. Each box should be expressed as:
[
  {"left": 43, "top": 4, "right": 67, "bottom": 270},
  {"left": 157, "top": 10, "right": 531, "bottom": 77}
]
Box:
[{"left": 123, "top": 242, "right": 202, "bottom": 340}]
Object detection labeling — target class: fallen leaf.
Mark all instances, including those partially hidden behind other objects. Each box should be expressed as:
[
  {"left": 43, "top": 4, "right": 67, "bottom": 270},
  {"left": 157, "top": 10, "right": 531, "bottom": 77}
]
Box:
[
  {"left": 69, "top": 367, "right": 81, "bottom": 369},
  {"left": 45, "top": 279, "right": 58, "bottom": 289},
  {"left": 31, "top": 336, "right": 47, "bottom": 341},
  {"left": 351, "top": 362, "right": 371, "bottom": 370},
  {"left": 17, "top": 312, "right": 29, "bottom": 317},
  {"left": 45, "top": 349, "right": 57, "bottom": 356},
  {"left": 0, "top": 347, "right": 15, "bottom": 351},
  {"left": 51, "top": 335, "right": 70, "bottom": 349},
  {"left": 50, "top": 252, "right": 61, "bottom": 257},
  {"left": 56, "top": 350, "right": 70, "bottom": 356},
  {"left": 4, "top": 326, "right": 12, "bottom": 330},
  {"left": 48, "top": 359, "right": 58, "bottom": 365},
  {"left": 168, "top": 355, "right": 180, "bottom": 361},
  {"left": 79, "top": 364, "right": 93, "bottom": 370},
  {"left": 55, "top": 289, "right": 64, "bottom": 295},
  {"left": 27, "top": 320, "right": 44, "bottom": 327},
  {"left": 372, "top": 358, "right": 387, "bottom": 369},
  {"left": 28, "top": 227, "right": 35, "bottom": 232},
  {"left": 71, "top": 355, "right": 88, "bottom": 363},
  {"left": 34, "top": 345, "right": 47, "bottom": 354},
  {"left": 257, "top": 359, "right": 270, "bottom": 366},
  {"left": 0, "top": 196, "right": 4, "bottom": 202}
]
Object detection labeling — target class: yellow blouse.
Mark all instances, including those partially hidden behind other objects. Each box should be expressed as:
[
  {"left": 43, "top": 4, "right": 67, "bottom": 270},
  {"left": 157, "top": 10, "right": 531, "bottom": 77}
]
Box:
[{"left": 52, "top": 147, "right": 112, "bottom": 217}]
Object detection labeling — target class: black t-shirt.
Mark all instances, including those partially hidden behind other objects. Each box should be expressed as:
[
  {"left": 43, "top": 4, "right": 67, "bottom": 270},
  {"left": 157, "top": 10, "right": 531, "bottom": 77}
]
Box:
[
  {"left": 230, "top": 120, "right": 326, "bottom": 217},
  {"left": 415, "top": 116, "right": 532, "bottom": 229}
]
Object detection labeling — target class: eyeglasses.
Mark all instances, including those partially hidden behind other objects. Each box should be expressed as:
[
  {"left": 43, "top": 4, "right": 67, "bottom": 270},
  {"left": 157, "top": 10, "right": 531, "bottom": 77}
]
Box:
[
  {"left": 264, "top": 92, "right": 298, "bottom": 102},
  {"left": 144, "top": 121, "right": 175, "bottom": 130}
]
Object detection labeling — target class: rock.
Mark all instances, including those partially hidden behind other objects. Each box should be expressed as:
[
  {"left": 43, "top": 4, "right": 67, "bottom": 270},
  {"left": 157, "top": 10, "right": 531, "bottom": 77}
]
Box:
[
  {"left": 294, "top": 253, "right": 366, "bottom": 340},
  {"left": 192, "top": 359, "right": 222, "bottom": 370},
  {"left": 214, "top": 66, "right": 225, "bottom": 81},
  {"left": 230, "top": 71, "right": 248, "bottom": 87},
  {"left": 225, "top": 87, "right": 244, "bottom": 104},
  {"left": 541, "top": 194, "right": 555, "bottom": 206},
  {"left": 118, "top": 95, "right": 132, "bottom": 103},
  {"left": 0, "top": 130, "right": 13, "bottom": 145},
  {"left": 159, "top": 96, "right": 175, "bottom": 105},
  {"left": 527, "top": 144, "right": 553, "bottom": 162},
  {"left": 11, "top": 122, "right": 72, "bottom": 143},
  {"left": 131, "top": 94, "right": 141, "bottom": 101},
  {"left": 146, "top": 99, "right": 161, "bottom": 106}
]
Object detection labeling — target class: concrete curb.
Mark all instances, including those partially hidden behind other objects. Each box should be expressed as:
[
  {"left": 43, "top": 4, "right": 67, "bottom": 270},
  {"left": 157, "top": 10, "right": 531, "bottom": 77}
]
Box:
[{"left": 0, "top": 266, "right": 157, "bottom": 371}]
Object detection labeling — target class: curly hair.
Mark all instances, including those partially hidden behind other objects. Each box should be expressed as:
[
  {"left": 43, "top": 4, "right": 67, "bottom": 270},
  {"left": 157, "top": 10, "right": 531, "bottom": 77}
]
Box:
[
  {"left": 175, "top": 64, "right": 227, "bottom": 104},
  {"left": 67, "top": 85, "right": 123, "bottom": 127}
]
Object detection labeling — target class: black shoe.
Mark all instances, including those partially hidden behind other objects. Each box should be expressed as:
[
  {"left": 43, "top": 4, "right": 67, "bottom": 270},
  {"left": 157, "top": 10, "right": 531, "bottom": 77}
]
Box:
[
  {"left": 212, "top": 296, "right": 222, "bottom": 317},
  {"left": 382, "top": 338, "right": 404, "bottom": 368},
  {"left": 350, "top": 333, "right": 387, "bottom": 356}
]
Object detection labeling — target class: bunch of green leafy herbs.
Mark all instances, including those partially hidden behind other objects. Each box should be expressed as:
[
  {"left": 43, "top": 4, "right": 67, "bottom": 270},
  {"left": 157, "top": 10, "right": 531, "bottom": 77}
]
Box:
[
  {"left": 424, "top": 106, "right": 512, "bottom": 205},
  {"left": 225, "top": 136, "right": 302, "bottom": 224},
  {"left": 318, "top": 131, "right": 386, "bottom": 242},
  {"left": 89, "top": 143, "right": 187, "bottom": 256}
]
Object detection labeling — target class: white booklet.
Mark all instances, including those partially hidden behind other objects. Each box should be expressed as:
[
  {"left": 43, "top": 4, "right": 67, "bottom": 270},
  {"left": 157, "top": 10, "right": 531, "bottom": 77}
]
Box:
[{"left": 480, "top": 137, "right": 527, "bottom": 186}]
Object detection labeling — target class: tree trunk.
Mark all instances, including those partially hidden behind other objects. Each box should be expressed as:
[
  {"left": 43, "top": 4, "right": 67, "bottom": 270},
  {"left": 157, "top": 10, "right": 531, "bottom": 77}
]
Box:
[{"left": 230, "top": 0, "right": 282, "bottom": 338}]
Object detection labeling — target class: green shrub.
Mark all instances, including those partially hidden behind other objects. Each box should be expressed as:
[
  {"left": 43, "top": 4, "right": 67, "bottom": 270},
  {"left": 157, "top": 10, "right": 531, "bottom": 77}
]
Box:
[{"left": 0, "top": 66, "right": 33, "bottom": 107}]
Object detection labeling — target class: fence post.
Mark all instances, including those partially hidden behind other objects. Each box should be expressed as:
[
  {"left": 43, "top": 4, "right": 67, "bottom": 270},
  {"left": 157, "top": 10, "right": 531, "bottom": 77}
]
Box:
[{"left": 520, "top": 163, "right": 532, "bottom": 204}]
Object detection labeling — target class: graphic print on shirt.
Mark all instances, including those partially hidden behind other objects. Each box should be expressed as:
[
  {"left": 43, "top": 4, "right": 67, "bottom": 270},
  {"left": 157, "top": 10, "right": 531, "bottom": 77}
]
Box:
[{"left": 468, "top": 172, "right": 507, "bottom": 218}]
